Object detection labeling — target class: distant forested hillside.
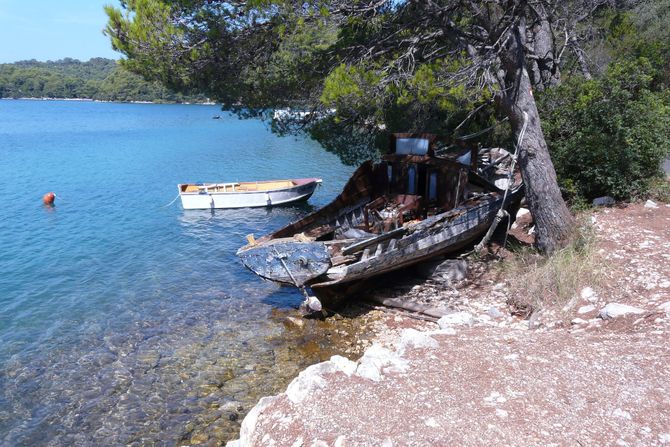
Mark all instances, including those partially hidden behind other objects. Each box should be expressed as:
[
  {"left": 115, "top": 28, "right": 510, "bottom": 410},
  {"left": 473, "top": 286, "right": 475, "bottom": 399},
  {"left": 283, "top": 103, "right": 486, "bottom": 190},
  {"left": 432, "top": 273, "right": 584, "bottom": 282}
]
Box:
[{"left": 0, "top": 58, "right": 209, "bottom": 103}]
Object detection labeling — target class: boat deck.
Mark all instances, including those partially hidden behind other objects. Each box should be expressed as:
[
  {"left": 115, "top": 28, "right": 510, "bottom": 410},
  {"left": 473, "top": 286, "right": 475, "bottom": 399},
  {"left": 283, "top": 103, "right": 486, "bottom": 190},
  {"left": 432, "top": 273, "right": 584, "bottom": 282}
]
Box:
[{"left": 181, "top": 180, "right": 296, "bottom": 193}]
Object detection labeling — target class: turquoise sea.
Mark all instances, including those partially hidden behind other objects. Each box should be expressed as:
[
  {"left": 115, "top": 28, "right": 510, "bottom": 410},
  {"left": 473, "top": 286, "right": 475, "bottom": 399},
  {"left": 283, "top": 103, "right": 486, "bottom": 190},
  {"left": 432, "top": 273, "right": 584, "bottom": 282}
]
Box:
[{"left": 0, "top": 100, "right": 355, "bottom": 445}]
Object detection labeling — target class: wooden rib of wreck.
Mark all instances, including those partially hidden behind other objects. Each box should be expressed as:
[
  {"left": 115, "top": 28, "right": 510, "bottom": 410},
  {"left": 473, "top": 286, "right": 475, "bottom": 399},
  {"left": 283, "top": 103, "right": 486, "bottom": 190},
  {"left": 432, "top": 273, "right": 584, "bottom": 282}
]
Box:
[{"left": 237, "top": 133, "right": 524, "bottom": 307}]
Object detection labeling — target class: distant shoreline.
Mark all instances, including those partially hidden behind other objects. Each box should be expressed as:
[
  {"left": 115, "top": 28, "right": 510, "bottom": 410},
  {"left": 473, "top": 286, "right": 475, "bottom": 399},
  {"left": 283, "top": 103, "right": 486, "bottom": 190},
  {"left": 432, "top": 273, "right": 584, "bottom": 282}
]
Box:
[{"left": 0, "top": 97, "right": 218, "bottom": 105}]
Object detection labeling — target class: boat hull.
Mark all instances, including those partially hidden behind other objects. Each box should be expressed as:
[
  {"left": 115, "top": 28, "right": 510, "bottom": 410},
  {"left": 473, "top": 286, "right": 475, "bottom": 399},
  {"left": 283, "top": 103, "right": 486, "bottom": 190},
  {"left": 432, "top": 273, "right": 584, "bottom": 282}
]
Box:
[
  {"left": 310, "top": 190, "right": 522, "bottom": 304},
  {"left": 178, "top": 178, "right": 320, "bottom": 210}
]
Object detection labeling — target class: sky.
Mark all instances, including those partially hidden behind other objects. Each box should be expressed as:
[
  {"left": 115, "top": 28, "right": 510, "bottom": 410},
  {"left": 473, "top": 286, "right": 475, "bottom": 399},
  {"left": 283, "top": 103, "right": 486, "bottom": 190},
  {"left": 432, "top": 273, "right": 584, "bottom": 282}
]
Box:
[{"left": 0, "top": 0, "right": 120, "bottom": 63}]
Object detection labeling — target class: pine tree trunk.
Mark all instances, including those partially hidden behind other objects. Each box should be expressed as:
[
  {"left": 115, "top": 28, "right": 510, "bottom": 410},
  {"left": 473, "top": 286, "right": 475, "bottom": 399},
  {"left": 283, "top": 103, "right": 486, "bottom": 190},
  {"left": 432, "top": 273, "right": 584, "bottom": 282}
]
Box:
[
  {"left": 499, "top": 26, "right": 575, "bottom": 254},
  {"left": 527, "top": 4, "right": 561, "bottom": 91}
]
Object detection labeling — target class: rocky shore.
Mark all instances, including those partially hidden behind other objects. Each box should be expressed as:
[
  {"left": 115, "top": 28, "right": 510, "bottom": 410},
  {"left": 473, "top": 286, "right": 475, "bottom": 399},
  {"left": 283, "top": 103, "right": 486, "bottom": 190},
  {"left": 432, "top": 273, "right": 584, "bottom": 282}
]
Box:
[{"left": 227, "top": 202, "right": 670, "bottom": 446}]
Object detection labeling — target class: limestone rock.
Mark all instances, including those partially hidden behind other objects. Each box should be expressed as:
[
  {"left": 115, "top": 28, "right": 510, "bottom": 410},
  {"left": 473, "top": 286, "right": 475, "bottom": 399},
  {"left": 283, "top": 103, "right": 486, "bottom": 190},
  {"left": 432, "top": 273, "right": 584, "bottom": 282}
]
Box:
[
  {"left": 415, "top": 259, "right": 467, "bottom": 283},
  {"left": 437, "top": 311, "right": 474, "bottom": 328},
  {"left": 580, "top": 287, "right": 597, "bottom": 303},
  {"left": 599, "top": 303, "right": 646, "bottom": 320},
  {"left": 286, "top": 359, "right": 353, "bottom": 404},
  {"left": 329, "top": 355, "right": 357, "bottom": 377},
  {"left": 644, "top": 199, "right": 658, "bottom": 209},
  {"left": 355, "top": 344, "right": 408, "bottom": 382},
  {"left": 658, "top": 301, "right": 670, "bottom": 313},
  {"left": 237, "top": 396, "right": 276, "bottom": 446},
  {"left": 398, "top": 328, "right": 439, "bottom": 353},
  {"left": 577, "top": 304, "right": 596, "bottom": 315},
  {"left": 487, "top": 307, "right": 504, "bottom": 319}
]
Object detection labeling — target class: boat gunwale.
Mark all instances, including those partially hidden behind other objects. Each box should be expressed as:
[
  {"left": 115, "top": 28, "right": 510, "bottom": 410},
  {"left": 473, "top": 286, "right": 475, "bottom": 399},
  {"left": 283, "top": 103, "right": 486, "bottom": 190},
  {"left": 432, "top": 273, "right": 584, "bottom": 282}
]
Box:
[{"left": 178, "top": 178, "right": 321, "bottom": 196}]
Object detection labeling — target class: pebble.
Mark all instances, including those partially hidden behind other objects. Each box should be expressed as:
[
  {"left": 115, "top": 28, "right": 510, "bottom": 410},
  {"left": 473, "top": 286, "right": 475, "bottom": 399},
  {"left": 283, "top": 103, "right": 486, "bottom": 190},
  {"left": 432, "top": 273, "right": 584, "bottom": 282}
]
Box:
[
  {"left": 495, "top": 408, "right": 509, "bottom": 418},
  {"left": 577, "top": 304, "right": 596, "bottom": 314},
  {"left": 437, "top": 312, "right": 474, "bottom": 328},
  {"left": 611, "top": 408, "right": 632, "bottom": 419},
  {"left": 285, "top": 316, "right": 305, "bottom": 329},
  {"left": 644, "top": 199, "right": 658, "bottom": 209},
  {"left": 580, "top": 287, "right": 597, "bottom": 302},
  {"left": 488, "top": 307, "right": 504, "bottom": 319}
]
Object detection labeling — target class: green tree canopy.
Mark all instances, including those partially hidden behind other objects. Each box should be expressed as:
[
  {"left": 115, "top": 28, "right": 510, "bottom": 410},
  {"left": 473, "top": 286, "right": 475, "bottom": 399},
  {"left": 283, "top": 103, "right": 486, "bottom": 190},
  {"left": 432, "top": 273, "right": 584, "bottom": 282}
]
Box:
[
  {"left": 0, "top": 58, "right": 207, "bottom": 103},
  {"left": 104, "top": 0, "right": 668, "bottom": 251}
]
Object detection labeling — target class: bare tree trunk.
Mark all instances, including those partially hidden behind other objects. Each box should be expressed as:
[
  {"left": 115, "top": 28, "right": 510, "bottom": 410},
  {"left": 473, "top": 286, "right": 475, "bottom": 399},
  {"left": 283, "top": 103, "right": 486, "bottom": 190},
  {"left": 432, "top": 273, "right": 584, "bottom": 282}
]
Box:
[
  {"left": 499, "top": 25, "right": 575, "bottom": 253},
  {"left": 527, "top": 3, "right": 561, "bottom": 91},
  {"left": 571, "top": 39, "right": 593, "bottom": 80}
]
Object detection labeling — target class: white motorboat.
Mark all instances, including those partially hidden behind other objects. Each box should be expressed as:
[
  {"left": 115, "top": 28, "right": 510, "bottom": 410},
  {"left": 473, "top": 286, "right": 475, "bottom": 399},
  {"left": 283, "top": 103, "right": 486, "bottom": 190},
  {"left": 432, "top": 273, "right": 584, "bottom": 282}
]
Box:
[{"left": 178, "top": 178, "right": 322, "bottom": 209}]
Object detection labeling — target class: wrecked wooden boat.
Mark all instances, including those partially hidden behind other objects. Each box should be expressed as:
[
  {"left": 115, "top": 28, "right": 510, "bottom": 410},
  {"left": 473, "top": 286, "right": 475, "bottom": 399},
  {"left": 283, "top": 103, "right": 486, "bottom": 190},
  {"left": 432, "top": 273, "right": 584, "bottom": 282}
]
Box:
[
  {"left": 178, "top": 178, "right": 322, "bottom": 209},
  {"left": 237, "top": 134, "right": 523, "bottom": 307}
]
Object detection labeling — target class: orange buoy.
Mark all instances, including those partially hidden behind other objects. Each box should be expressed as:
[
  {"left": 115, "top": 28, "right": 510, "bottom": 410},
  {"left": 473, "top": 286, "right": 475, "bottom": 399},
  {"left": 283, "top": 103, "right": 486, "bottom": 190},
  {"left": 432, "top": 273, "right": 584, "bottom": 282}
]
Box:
[{"left": 43, "top": 192, "right": 56, "bottom": 206}]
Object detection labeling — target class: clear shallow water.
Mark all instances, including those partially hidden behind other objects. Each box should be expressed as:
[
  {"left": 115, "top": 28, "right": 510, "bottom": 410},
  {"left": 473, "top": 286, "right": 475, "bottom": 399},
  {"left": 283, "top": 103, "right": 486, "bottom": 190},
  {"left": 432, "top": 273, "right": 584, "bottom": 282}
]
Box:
[{"left": 0, "top": 100, "right": 355, "bottom": 445}]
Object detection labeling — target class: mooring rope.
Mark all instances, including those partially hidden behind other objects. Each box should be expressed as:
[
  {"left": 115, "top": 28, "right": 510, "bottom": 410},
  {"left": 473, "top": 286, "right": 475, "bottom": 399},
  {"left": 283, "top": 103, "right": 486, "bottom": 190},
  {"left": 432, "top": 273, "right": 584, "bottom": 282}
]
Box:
[
  {"left": 161, "top": 194, "right": 181, "bottom": 208},
  {"left": 468, "top": 111, "right": 528, "bottom": 255}
]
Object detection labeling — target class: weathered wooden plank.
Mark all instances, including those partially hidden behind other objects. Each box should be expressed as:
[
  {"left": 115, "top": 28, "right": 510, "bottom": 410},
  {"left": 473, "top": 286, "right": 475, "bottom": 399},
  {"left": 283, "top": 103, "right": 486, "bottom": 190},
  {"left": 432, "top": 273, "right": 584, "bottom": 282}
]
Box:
[
  {"left": 341, "top": 226, "right": 407, "bottom": 256},
  {"left": 312, "top": 195, "right": 508, "bottom": 287}
]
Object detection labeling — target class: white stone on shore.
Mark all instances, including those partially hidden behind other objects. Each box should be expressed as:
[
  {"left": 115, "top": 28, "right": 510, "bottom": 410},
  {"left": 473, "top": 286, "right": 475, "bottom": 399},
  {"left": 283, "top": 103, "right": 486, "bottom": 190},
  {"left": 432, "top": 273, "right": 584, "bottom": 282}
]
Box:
[
  {"left": 398, "top": 328, "right": 439, "bottom": 353},
  {"left": 571, "top": 318, "right": 588, "bottom": 325},
  {"left": 477, "top": 314, "right": 492, "bottom": 323},
  {"left": 237, "top": 396, "right": 275, "bottom": 446},
  {"left": 495, "top": 408, "right": 509, "bottom": 418},
  {"left": 599, "top": 303, "right": 646, "bottom": 320},
  {"left": 437, "top": 311, "right": 474, "bottom": 328},
  {"left": 433, "top": 327, "right": 457, "bottom": 336},
  {"left": 286, "top": 358, "right": 354, "bottom": 404},
  {"left": 644, "top": 199, "right": 658, "bottom": 209},
  {"left": 658, "top": 301, "right": 670, "bottom": 313},
  {"left": 355, "top": 344, "right": 408, "bottom": 382},
  {"left": 578, "top": 304, "right": 596, "bottom": 314},
  {"left": 580, "top": 287, "right": 597, "bottom": 302},
  {"left": 488, "top": 307, "right": 504, "bottom": 319},
  {"left": 611, "top": 408, "right": 632, "bottom": 419},
  {"left": 329, "top": 355, "right": 357, "bottom": 376}
]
